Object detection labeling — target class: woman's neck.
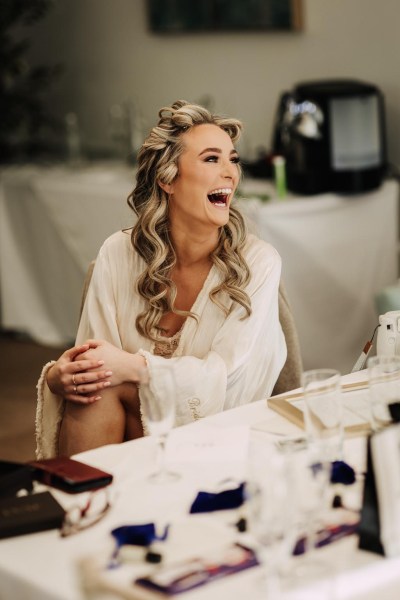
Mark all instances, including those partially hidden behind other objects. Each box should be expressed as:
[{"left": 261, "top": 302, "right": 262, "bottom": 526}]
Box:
[{"left": 170, "top": 228, "right": 219, "bottom": 269}]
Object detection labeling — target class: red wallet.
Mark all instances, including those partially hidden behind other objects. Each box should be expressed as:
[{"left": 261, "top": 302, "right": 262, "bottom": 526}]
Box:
[{"left": 28, "top": 456, "right": 113, "bottom": 493}]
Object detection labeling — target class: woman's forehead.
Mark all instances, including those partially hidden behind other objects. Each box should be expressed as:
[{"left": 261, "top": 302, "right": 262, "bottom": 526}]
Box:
[{"left": 181, "top": 124, "right": 234, "bottom": 152}]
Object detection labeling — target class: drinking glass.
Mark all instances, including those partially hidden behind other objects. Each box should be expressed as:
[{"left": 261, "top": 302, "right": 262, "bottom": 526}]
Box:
[
  {"left": 139, "top": 366, "right": 180, "bottom": 484},
  {"left": 302, "top": 369, "right": 343, "bottom": 462},
  {"left": 282, "top": 446, "right": 333, "bottom": 597},
  {"left": 246, "top": 442, "right": 291, "bottom": 597},
  {"left": 367, "top": 355, "right": 400, "bottom": 431}
]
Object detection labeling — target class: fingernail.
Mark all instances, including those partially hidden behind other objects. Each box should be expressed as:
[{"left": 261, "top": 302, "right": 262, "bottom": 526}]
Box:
[
  {"left": 105, "top": 370, "right": 113, "bottom": 376},
  {"left": 94, "top": 396, "right": 101, "bottom": 401},
  {"left": 98, "top": 360, "right": 105, "bottom": 365},
  {"left": 104, "top": 381, "right": 111, "bottom": 387}
]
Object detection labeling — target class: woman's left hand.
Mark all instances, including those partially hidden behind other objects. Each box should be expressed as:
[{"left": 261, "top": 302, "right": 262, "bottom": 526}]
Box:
[{"left": 76, "top": 339, "right": 146, "bottom": 386}]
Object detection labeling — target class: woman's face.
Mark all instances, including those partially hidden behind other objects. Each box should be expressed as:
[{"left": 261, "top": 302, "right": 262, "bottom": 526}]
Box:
[{"left": 164, "top": 124, "right": 240, "bottom": 232}]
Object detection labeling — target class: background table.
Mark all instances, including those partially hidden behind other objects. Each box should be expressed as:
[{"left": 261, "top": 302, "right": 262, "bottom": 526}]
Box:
[
  {"left": 0, "top": 163, "right": 398, "bottom": 373},
  {"left": 0, "top": 163, "right": 134, "bottom": 346}
]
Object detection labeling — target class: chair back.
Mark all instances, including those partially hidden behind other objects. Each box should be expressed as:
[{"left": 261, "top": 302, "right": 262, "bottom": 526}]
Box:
[{"left": 272, "top": 281, "right": 303, "bottom": 395}]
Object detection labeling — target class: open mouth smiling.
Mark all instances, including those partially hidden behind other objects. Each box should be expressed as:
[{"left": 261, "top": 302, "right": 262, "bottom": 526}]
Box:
[{"left": 207, "top": 187, "right": 232, "bottom": 207}]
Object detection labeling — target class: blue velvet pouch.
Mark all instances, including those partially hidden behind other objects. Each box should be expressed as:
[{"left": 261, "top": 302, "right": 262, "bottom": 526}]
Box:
[
  {"left": 331, "top": 460, "right": 356, "bottom": 485},
  {"left": 111, "top": 523, "right": 169, "bottom": 548},
  {"left": 189, "top": 483, "right": 245, "bottom": 514}
]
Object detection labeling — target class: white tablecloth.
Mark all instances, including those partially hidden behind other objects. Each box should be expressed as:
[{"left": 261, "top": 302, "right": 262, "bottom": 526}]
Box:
[
  {"left": 0, "top": 371, "right": 399, "bottom": 600},
  {"left": 0, "top": 164, "right": 397, "bottom": 374}
]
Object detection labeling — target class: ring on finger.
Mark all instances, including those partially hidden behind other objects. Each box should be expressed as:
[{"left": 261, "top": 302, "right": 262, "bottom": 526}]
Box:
[{"left": 72, "top": 374, "right": 76, "bottom": 385}]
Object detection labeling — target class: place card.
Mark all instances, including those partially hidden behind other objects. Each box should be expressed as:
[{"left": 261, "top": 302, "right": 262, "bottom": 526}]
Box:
[{"left": 166, "top": 425, "right": 249, "bottom": 463}]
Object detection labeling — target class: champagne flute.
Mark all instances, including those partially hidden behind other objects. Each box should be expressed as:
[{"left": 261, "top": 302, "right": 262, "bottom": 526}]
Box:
[{"left": 139, "top": 366, "right": 180, "bottom": 484}]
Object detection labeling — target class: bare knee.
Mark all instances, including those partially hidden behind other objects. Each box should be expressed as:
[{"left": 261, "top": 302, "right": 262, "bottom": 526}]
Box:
[
  {"left": 59, "top": 387, "right": 126, "bottom": 456},
  {"left": 59, "top": 383, "right": 143, "bottom": 456}
]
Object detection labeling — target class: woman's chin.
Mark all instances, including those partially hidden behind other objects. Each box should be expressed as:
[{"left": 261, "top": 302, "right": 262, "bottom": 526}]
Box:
[{"left": 207, "top": 204, "right": 230, "bottom": 226}]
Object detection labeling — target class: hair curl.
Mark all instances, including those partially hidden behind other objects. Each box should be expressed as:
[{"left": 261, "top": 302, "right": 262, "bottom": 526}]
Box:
[{"left": 127, "top": 100, "right": 251, "bottom": 342}]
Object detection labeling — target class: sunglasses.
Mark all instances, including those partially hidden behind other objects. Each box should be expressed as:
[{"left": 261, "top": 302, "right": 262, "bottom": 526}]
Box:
[{"left": 60, "top": 487, "right": 113, "bottom": 537}]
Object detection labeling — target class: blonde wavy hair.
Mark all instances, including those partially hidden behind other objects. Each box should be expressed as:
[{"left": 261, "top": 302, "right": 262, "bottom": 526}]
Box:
[{"left": 127, "top": 99, "right": 251, "bottom": 342}]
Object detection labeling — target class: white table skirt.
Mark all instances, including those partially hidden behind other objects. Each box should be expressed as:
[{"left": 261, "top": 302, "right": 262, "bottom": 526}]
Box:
[
  {"left": 0, "top": 371, "right": 399, "bottom": 600},
  {"left": 0, "top": 164, "right": 397, "bottom": 374},
  {"left": 0, "top": 163, "right": 134, "bottom": 346}
]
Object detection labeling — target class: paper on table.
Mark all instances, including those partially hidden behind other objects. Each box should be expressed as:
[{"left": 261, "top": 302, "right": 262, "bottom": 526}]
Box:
[{"left": 166, "top": 425, "right": 249, "bottom": 463}]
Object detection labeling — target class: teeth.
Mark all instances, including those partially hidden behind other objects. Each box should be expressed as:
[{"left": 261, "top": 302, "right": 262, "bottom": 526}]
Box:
[{"left": 208, "top": 188, "right": 232, "bottom": 195}]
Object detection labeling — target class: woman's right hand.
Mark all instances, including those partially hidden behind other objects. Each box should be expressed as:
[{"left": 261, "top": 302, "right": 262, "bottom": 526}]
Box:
[{"left": 46, "top": 343, "right": 112, "bottom": 404}]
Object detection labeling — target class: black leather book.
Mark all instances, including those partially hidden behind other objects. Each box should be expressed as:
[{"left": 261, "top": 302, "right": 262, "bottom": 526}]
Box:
[{"left": 0, "top": 491, "right": 65, "bottom": 539}]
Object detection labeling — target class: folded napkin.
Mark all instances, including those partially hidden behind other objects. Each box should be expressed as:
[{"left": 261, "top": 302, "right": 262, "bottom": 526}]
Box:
[
  {"left": 189, "top": 483, "right": 245, "bottom": 514},
  {"left": 188, "top": 463, "right": 355, "bottom": 516},
  {"left": 111, "top": 523, "right": 169, "bottom": 548}
]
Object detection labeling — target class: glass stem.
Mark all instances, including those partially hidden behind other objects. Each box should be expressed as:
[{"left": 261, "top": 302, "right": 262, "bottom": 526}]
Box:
[
  {"left": 156, "top": 434, "right": 167, "bottom": 476},
  {"left": 259, "top": 547, "right": 282, "bottom": 599}
]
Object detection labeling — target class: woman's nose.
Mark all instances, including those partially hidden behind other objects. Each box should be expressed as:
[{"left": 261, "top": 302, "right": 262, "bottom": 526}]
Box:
[{"left": 221, "top": 160, "right": 236, "bottom": 180}]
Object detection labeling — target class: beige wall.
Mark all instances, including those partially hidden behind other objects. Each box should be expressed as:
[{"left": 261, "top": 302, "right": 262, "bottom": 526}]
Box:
[{"left": 29, "top": 0, "right": 400, "bottom": 166}]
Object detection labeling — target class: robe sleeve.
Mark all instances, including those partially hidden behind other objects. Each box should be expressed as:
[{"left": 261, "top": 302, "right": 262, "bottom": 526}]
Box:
[
  {"left": 35, "top": 238, "right": 125, "bottom": 459},
  {"left": 75, "top": 244, "right": 123, "bottom": 347}
]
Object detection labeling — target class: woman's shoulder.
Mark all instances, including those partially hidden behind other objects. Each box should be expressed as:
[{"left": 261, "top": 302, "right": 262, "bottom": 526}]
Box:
[
  {"left": 99, "top": 229, "right": 132, "bottom": 252},
  {"left": 97, "top": 229, "right": 141, "bottom": 262},
  {"left": 243, "top": 233, "right": 281, "bottom": 267}
]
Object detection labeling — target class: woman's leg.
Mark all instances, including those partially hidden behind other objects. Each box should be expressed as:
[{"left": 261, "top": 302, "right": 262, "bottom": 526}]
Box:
[{"left": 58, "top": 383, "right": 143, "bottom": 456}]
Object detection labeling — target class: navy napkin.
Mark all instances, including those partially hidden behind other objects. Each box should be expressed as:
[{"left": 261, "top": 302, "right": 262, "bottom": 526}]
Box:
[
  {"left": 189, "top": 482, "right": 245, "bottom": 514},
  {"left": 331, "top": 460, "right": 356, "bottom": 485},
  {"left": 111, "top": 523, "right": 169, "bottom": 548}
]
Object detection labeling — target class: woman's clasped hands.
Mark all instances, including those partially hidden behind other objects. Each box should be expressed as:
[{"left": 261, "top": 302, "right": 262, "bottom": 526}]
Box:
[
  {"left": 46, "top": 339, "right": 145, "bottom": 404},
  {"left": 46, "top": 341, "right": 112, "bottom": 404}
]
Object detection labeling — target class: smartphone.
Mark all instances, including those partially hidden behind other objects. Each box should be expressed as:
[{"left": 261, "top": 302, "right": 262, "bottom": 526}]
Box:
[{"left": 28, "top": 456, "right": 113, "bottom": 493}]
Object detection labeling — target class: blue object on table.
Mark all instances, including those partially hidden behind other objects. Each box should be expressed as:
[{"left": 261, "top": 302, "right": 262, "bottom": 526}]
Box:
[
  {"left": 331, "top": 460, "right": 356, "bottom": 485},
  {"left": 111, "top": 523, "right": 169, "bottom": 548},
  {"left": 189, "top": 483, "right": 245, "bottom": 514}
]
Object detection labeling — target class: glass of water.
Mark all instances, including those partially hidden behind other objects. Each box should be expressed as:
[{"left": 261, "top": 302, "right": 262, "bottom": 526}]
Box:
[
  {"left": 302, "top": 368, "right": 343, "bottom": 462},
  {"left": 139, "top": 366, "right": 180, "bottom": 484},
  {"left": 367, "top": 355, "right": 400, "bottom": 431}
]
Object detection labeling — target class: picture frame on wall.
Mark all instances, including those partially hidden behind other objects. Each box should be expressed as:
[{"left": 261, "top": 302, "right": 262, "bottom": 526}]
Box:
[{"left": 147, "top": 0, "right": 303, "bottom": 34}]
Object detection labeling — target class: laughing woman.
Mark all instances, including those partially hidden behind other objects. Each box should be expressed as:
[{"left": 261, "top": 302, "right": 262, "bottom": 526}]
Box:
[{"left": 36, "top": 100, "right": 286, "bottom": 458}]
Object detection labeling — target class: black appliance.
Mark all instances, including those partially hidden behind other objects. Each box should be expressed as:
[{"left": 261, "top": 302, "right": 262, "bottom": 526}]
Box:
[{"left": 272, "top": 79, "right": 387, "bottom": 195}]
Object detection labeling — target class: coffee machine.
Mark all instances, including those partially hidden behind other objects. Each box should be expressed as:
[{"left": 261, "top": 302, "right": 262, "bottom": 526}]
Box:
[{"left": 272, "top": 79, "right": 387, "bottom": 195}]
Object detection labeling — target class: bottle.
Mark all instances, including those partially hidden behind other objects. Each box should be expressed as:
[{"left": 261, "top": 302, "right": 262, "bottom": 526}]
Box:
[{"left": 272, "top": 155, "right": 287, "bottom": 199}]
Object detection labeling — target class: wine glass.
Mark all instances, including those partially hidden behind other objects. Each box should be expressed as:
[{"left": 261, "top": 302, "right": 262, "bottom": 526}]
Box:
[
  {"left": 283, "top": 446, "right": 333, "bottom": 595},
  {"left": 138, "top": 366, "right": 180, "bottom": 484},
  {"left": 302, "top": 368, "right": 344, "bottom": 462},
  {"left": 246, "top": 442, "right": 292, "bottom": 597}
]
